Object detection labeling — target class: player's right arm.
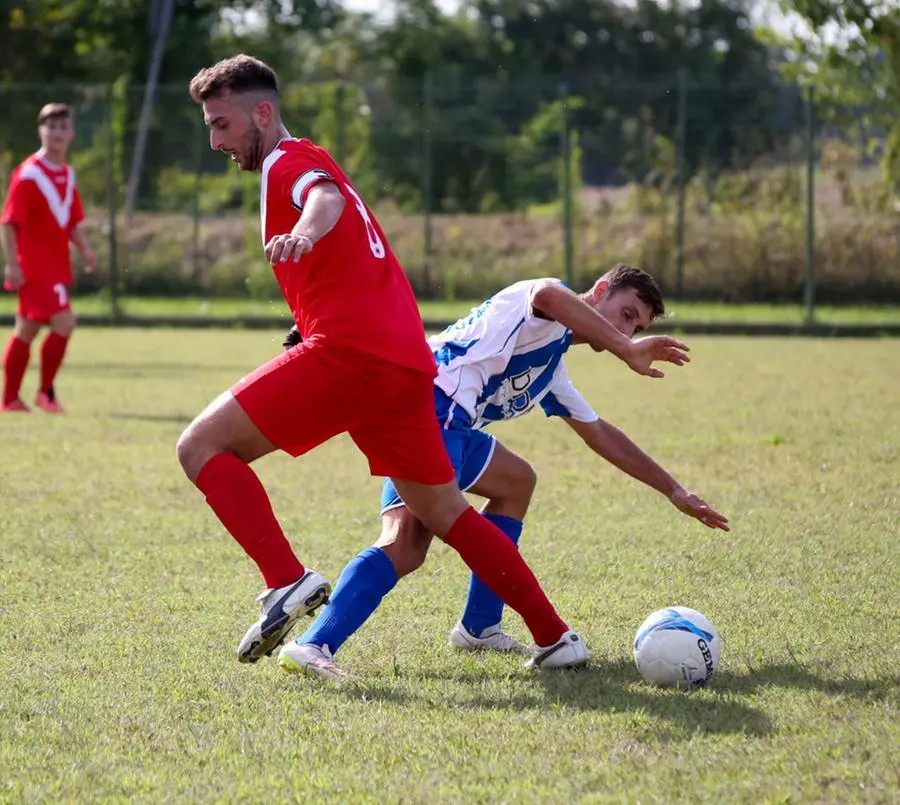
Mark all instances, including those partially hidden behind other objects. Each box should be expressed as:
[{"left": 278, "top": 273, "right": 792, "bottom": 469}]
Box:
[
  {"left": 1, "top": 169, "right": 32, "bottom": 290},
  {"left": 265, "top": 182, "right": 346, "bottom": 265},
  {"left": 561, "top": 414, "right": 730, "bottom": 531},
  {"left": 0, "top": 223, "right": 23, "bottom": 290},
  {"left": 531, "top": 280, "right": 691, "bottom": 379}
]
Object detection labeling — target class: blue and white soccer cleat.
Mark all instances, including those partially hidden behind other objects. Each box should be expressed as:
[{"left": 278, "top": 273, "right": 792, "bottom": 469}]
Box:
[
  {"left": 278, "top": 642, "right": 353, "bottom": 682},
  {"left": 237, "top": 570, "right": 331, "bottom": 664},
  {"left": 524, "top": 629, "right": 589, "bottom": 670},
  {"left": 449, "top": 622, "right": 532, "bottom": 655}
]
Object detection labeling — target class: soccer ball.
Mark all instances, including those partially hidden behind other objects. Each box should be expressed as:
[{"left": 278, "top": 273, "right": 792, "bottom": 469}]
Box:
[{"left": 633, "top": 606, "right": 721, "bottom": 688}]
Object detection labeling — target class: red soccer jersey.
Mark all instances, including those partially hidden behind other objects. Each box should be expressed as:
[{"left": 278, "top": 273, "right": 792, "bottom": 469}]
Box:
[
  {"left": 0, "top": 153, "right": 84, "bottom": 287},
  {"left": 260, "top": 137, "right": 435, "bottom": 375}
]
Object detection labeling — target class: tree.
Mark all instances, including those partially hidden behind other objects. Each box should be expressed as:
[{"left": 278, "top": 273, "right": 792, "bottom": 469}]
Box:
[{"left": 774, "top": 0, "right": 900, "bottom": 192}]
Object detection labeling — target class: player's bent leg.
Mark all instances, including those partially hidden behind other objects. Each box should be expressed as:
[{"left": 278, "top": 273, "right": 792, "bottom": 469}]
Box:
[
  {"left": 446, "top": 441, "right": 536, "bottom": 654},
  {"left": 3, "top": 316, "right": 40, "bottom": 411},
  {"left": 468, "top": 442, "right": 537, "bottom": 522},
  {"left": 177, "top": 390, "right": 278, "bottom": 481},
  {"left": 280, "top": 507, "right": 427, "bottom": 680},
  {"left": 393, "top": 478, "right": 586, "bottom": 666},
  {"left": 35, "top": 309, "right": 76, "bottom": 413},
  {"left": 352, "top": 362, "right": 587, "bottom": 668},
  {"left": 178, "top": 390, "right": 324, "bottom": 662}
]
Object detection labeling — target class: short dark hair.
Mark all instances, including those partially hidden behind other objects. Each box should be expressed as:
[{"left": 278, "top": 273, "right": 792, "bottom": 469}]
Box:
[
  {"left": 37, "top": 103, "right": 72, "bottom": 126},
  {"left": 189, "top": 54, "right": 279, "bottom": 103},
  {"left": 603, "top": 263, "right": 665, "bottom": 319}
]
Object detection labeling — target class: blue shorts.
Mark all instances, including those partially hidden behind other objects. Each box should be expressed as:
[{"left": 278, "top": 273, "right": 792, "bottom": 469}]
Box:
[{"left": 381, "top": 425, "right": 496, "bottom": 513}]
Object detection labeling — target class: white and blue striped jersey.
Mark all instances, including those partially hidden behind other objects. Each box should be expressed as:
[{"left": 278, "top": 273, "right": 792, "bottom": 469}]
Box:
[{"left": 430, "top": 279, "right": 598, "bottom": 430}]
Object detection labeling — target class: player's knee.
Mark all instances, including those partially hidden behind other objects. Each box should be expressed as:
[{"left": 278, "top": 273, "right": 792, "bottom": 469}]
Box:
[
  {"left": 517, "top": 460, "right": 538, "bottom": 501},
  {"left": 55, "top": 318, "right": 76, "bottom": 338},
  {"left": 13, "top": 319, "right": 40, "bottom": 343},
  {"left": 175, "top": 424, "right": 204, "bottom": 478},
  {"left": 376, "top": 511, "right": 432, "bottom": 578}
]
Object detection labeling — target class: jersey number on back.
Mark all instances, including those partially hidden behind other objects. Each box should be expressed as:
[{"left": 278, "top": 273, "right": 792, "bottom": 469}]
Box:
[{"left": 344, "top": 184, "right": 385, "bottom": 259}]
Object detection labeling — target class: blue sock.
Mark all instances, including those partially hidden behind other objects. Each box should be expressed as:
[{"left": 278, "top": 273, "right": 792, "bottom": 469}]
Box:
[
  {"left": 296, "top": 547, "right": 397, "bottom": 655},
  {"left": 460, "top": 514, "right": 523, "bottom": 638}
]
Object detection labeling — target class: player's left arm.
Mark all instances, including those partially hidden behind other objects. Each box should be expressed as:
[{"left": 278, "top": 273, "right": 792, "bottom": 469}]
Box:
[
  {"left": 70, "top": 224, "right": 97, "bottom": 272},
  {"left": 265, "top": 182, "right": 346, "bottom": 265},
  {"left": 531, "top": 280, "right": 690, "bottom": 379},
  {"left": 562, "top": 415, "right": 730, "bottom": 531},
  {"left": 68, "top": 188, "right": 96, "bottom": 271}
]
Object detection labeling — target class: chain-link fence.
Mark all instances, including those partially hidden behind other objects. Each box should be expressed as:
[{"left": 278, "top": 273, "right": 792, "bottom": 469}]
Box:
[{"left": 1, "top": 75, "right": 898, "bottom": 323}]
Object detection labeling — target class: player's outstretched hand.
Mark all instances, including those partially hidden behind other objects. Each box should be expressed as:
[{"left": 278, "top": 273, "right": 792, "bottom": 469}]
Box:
[
  {"left": 624, "top": 335, "right": 690, "bottom": 378},
  {"left": 265, "top": 234, "right": 314, "bottom": 265},
  {"left": 670, "top": 488, "right": 730, "bottom": 531}
]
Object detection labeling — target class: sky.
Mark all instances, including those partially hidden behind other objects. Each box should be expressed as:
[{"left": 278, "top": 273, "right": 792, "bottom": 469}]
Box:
[
  {"left": 340, "top": 0, "right": 858, "bottom": 46},
  {"left": 343, "top": 0, "right": 803, "bottom": 36}
]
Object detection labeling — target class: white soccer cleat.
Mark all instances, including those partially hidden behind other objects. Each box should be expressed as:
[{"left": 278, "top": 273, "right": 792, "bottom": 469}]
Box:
[
  {"left": 449, "top": 621, "right": 532, "bottom": 655},
  {"left": 236, "top": 570, "right": 331, "bottom": 664},
  {"left": 278, "top": 642, "right": 353, "bottom": 683},
  {"left": 524, "top": 630, "right": 589, "bottom": 670}
]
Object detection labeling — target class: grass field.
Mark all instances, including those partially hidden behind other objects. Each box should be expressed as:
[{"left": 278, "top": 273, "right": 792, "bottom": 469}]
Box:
[
  {"left": 2, "top": 294, "right": 900, "bottom": 325},
  {"left": 1, "top": 330, "right": 898, "bottom": 803}
]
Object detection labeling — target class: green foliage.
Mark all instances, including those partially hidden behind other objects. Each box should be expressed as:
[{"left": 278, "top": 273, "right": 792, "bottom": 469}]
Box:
[{"left": 775, "top": 1, "right": 900, "bottom": 191}]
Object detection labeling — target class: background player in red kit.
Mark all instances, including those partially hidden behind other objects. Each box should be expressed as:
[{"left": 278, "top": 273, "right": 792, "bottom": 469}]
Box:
[
  {"left": 178, "top": 55, "right": 691, "bottom": 670},
  {"left": 1, "top": 103, "right": 97, "bottom": 413}
]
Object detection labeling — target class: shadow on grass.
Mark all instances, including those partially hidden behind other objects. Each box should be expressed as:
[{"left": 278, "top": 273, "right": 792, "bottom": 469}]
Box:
[
  {"left": 325, "top": 658, "right": 773, "bottom": 737},
  {"left": 105, "top": 412, "right": 195, "bottom": 425},
  {"left": 714, "top": 661, "right": 898, "bottom": 703},
  {"left": 316, "top": 658, "right": 898, "bottom": 737}
]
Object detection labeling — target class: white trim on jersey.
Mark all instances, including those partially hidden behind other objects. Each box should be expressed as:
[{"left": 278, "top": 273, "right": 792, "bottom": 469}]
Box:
[
  {"left": 290, "top": 169, "right": 332, "bottom": 211},
  {"left": 259, "top": 147, "right": 286, "bottom": 245},
  {"left": 19, "top": 161, "right": 75, "bottom": 229}
]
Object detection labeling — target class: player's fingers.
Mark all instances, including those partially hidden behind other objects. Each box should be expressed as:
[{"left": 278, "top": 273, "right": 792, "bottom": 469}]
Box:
[
  {"left": 699, "top": 508, "right": 729, "bottom": 529},
  {"left": 664, "top": 337, "right": 690, "bottom": 352},
  {"left": 269, "top": 238, "right": 286, "bottom": 264},
  {"left": 291, "top": 241, "right": 306, "bottom": 262},
  {"left": 645, "top": 367, "right": 664, "bottom": 379}
]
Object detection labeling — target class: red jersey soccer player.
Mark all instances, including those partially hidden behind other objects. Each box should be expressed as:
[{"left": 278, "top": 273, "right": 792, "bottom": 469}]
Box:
[
  {"left": 179, "top": 55, "right": 692, "bottom": 670},
  {"left": 1, "top": 103, "right": 97, "bottom": 413}
]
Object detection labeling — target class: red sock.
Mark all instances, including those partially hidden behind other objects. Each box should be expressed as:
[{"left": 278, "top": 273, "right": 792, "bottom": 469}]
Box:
[
  {"left": 3, "top": 336, "right": 30, "bottom": 405},
  {"left": 40, "top": 332, "right": 69, "bottom": 393},
  {"left": 195, "top": 452, "right": 305, "bottom": 589},
  {"left": 442, "top": 507, "right": 568, "bottom": 647}
]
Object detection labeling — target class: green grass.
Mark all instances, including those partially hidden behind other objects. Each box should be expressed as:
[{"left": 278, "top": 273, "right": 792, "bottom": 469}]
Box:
[
  {"left": 1, "top": 293, "right": 900, "bottom": 324},
  {"left": 1, "top": 332, "right": 898, "bottom": 802}
]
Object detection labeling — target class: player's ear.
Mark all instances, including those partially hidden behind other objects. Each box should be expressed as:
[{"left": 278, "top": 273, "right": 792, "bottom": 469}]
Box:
[
  {"left": 589, "top": 279, "right": 609, "bottom": 303},
  {"left": 253, "top": 99, "right": 274, "bottom": 128}
]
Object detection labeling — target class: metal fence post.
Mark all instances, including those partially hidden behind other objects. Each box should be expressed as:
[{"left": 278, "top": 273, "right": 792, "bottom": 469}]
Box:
[
  {"left": 191, "top": 113, "right": 203, "bottom": 282},
  {"left": 422, "top": 69, "right": 434, "bottom": 296},
  {"left": 559, "top": 81, "right": 574, "bottom": 287},
  {"left": 336, "top": 82, "right": 346, "bottom": 166},
  {"left": 675, "top": 67, "right": 688, "bottom": 299},
  {"left": 106, "top": 85, "right": 121, "bottom": 322},
  {"left": 805, "top": 85, "right": 816, "bottom": 324}
]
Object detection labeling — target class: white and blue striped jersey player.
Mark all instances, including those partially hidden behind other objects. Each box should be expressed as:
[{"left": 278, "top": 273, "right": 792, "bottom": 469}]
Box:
[{"left": 381, "top": 278, "right": 598, "bottom": 511}]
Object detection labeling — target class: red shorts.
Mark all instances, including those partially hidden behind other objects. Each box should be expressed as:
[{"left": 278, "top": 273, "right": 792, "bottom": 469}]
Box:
[
  {"left": 15, "top": 281, "right": 72, "bottom": 323},
  {"left": 233, "top": 335, "right": 455, "bottom": 485}
]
